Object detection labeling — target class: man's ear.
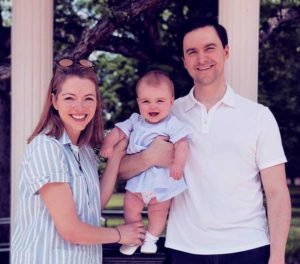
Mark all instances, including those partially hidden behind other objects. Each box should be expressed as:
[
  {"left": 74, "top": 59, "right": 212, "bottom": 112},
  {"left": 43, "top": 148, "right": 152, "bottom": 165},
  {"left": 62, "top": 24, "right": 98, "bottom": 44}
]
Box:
[{"left": 224, "top": 45, "right": 229, "bottom": 59}]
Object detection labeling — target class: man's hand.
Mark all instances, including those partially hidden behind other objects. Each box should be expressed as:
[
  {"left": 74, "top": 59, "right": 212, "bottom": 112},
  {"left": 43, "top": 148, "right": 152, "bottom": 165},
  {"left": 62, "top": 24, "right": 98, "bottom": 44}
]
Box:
[
  {"left": 143, "top": 136, "right": 174, "bottom": 168},
  {"left": 118, "top": 136, "right": 174, "bottom": 180}
]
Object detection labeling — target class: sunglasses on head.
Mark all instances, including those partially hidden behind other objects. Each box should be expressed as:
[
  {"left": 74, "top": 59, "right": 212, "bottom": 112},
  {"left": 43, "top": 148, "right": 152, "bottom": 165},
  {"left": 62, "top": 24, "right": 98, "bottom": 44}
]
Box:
[
  {"left": 57, "top": 58, "right": 94, "bottom": 68},
  {"left": 52, "top": 58, "right": 95, "bottom": 94}
]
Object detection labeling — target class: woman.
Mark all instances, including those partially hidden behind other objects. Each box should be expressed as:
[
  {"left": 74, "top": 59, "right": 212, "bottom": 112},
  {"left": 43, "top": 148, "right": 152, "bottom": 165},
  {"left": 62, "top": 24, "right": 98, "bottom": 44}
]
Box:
[{"left": 11, "top": 58, "right": 145, "bottom": 264}]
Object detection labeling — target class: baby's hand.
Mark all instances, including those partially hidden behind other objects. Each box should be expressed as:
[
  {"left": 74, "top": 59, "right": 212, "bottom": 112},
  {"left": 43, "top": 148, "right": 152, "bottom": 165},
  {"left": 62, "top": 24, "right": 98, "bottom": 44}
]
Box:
[
  {"left": 100, "top": 147, "right": 114, "bottom": 158},
  {"left": 170, "top": 164, "right": 184, "bottom": 180}
]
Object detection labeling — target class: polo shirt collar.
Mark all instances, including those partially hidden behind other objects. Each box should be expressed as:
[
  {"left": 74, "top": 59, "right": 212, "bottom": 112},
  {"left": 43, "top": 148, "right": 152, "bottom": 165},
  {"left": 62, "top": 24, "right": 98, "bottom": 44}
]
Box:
[
  {"left": 221, "top": 84, "right": 236, "bottom": 107},
  {"left": 183, "top": 87, "right": 198, "bottom": 112},
  {"left": 183, "top": 84, "right": 236, "bottom": 112}
]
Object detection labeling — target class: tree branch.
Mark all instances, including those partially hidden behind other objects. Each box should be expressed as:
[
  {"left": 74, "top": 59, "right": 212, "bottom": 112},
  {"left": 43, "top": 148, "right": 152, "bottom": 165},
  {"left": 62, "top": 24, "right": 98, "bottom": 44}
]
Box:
[
  {"left": 97, "top": 36, "right": 150, "bottom": 61},
  {"left": 65, "top": 0, "right": 167, "bottom": 58},
  {"left": 259, "top": 6, "right": 300, "bottom": 44}
]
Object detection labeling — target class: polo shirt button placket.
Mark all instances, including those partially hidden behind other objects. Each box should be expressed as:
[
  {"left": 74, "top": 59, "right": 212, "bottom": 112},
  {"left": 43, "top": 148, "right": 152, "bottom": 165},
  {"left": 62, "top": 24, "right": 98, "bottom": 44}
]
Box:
[
  {"left": 203, "top": 119, "right": 209, "bottom": 133},
  {"left": 200, "top": 105, "right": 209, "bottom": 133}
]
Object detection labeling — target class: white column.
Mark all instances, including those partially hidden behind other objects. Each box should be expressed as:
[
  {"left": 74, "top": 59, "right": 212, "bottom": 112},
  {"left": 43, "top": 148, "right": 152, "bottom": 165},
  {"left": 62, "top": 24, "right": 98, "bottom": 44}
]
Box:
[
  {"left": 11, "top": 0, "right": 53, "bottom": 223},
  {"left": 219, "top": 0, "right": 260, "bottom": 101}
]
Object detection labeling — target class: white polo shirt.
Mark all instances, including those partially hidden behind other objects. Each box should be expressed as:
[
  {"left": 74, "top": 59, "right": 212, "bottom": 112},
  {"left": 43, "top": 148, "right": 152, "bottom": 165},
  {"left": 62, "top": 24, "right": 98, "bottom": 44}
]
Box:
[{"left": 165, "top": 85, "right": 287, "bottom": 254}]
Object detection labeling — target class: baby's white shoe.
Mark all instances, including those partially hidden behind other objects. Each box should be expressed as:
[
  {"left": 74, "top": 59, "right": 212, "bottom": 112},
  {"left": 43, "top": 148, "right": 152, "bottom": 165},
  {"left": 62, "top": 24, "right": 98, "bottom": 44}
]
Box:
[
  {"left": 140, "top": 231, "right": 159, "bottom": 254},
  {"left": 140, "top": 241, "right": 157, "bottom": 254},
  {"left": 120, "top": 244, "right": 139, "bottom": 255}
]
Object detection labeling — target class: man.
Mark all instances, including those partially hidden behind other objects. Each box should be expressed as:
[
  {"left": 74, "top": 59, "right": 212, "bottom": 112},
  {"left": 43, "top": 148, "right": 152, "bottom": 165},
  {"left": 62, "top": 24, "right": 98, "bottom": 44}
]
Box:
[{"left": 119, "top": 18, "right": 291, "bottom": 264}]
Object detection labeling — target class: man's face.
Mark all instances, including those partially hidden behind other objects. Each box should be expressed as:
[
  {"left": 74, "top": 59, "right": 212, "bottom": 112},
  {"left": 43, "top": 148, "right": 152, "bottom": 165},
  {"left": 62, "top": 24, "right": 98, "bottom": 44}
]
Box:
[{"left": 182, "top": 26, "right": 229, "bottom": 87}]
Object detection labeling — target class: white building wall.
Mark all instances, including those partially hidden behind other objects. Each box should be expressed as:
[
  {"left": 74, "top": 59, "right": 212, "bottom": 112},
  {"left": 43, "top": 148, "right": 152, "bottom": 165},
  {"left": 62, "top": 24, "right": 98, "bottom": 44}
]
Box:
[
  {"left": 11, "top": 0, "right": 53, "bottom": 222},
  {"left": 219, "top": 0, "right": 260, "bottom": 101}
]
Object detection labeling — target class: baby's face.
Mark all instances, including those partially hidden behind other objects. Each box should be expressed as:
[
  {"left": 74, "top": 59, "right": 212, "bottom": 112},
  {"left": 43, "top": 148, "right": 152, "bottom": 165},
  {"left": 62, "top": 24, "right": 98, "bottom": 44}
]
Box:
[{"left": 137, "top": 83, "right": 174, "bottom": 124}]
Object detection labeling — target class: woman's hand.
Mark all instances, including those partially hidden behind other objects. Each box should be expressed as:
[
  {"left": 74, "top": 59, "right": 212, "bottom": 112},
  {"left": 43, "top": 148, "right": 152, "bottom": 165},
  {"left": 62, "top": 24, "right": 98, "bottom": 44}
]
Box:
[{"left": 116, "top": 221, "right": 145, "bottom": 245}]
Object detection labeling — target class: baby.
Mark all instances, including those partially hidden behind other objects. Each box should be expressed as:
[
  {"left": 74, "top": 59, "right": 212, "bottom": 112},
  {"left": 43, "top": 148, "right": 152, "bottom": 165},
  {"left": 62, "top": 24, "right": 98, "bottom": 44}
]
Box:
[{"left": 101, "top": 70, "right": 189, "bottom": 255}]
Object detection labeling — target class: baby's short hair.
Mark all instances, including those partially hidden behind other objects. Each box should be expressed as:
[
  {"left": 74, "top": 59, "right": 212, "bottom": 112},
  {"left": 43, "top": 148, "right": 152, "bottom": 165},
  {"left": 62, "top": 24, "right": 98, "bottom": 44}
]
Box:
[{"left": 136, "top": 70, "right": 174, "bottom": 96}]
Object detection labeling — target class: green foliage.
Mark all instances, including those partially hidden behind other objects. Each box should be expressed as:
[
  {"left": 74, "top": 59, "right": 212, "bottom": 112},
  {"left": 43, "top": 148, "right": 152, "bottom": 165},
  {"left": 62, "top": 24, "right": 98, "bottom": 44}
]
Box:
[
  {"left": 51, "top": 0, "right": 300, "bottom": 180},
  {"left": 259, "top": 0, "right": 300, "bottom": 179},
  {"left": 54, "top": 0, "right": 103, "bottom": 55},
  {"left": 53, "top": 0, "right": 218, "bottom": 122},
  {"left": 286, "top": 224, "right": 300, "bottom": 262},
  {"left": 0, "top": 0, "right": 11, "bottom": 26},
  {"left": 94, "top": 52, "right": 139, "bottom": 128}
]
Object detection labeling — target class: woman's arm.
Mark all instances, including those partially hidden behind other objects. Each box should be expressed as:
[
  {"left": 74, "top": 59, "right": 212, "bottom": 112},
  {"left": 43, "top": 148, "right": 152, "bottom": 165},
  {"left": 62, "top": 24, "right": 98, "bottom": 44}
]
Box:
[
  {"left": 118, "top": 136, "right": 174, "bottom": 180},
  {"left": 40, "top": 181, "right": 144, "bottom": 245},
  {"left": 100, "top": 127, "right": 126, "bottom": 158},
  {"left": 100, "top": 138, "right": 127, "bottom": 208}
]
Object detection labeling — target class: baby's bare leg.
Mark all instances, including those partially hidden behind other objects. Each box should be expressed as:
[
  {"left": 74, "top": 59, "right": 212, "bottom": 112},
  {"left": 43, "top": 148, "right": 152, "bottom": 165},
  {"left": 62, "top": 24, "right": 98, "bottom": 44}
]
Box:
[
  {"left": 120, "top": 191, "right": 145, "bottom": 255},
  {"left": 124, "top": 191, "right": 144, "bottom": 223},
  {"left": 147, "top": 198, "right": 171, "bottom": 236}
]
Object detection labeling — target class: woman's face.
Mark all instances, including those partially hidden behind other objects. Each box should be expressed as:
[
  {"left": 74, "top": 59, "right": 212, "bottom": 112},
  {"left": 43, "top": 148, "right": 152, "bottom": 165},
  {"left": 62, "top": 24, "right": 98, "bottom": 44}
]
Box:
[{"left": 52, "top": 76, "right": 97, "bottom": 144}]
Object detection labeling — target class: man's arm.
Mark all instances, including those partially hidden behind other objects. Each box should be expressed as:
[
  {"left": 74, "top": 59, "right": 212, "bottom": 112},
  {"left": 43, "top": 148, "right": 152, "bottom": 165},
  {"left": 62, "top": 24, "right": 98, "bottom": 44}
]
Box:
[
  {"left": 118, "top": 136, "right": 174, "bottom": 180},
  {"left": 261, "top": 163, "right": 291, "bottom": 264}
]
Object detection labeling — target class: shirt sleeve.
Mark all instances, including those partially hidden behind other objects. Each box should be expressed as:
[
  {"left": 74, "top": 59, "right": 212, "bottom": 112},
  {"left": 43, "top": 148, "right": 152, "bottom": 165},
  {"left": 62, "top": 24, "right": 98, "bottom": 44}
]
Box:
[
  {"left": 167, "top": 115, "right": 192, "bottom": 144},
  {"left": 256, "top": 107, "right": 287, "bottom": 170},
  {"left": 115, "top": 113, "right": 139, "bottom": 137},
  {"left": 24, "top": 139, "right": 70, "bottom": 194}
]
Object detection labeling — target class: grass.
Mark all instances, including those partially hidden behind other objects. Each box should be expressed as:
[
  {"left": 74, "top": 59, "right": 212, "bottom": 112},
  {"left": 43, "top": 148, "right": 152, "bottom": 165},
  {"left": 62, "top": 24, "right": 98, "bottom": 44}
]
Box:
[
  {"left": 286, "top": 226, "right": 300, "bottom": 262},
  {"left": 290, "top": 187, "right": 300, "bottom": 195},
  {"left": 105, "top": 217, "right": 149, "bottom": 228},
  {"left": 105, "top": 193, "right": 124, "bottom": 210},
  {"left": 287, "top": 217, "right": 300, "bottom": 261},
  {"left": 293, "top": 208, "right": 300, "bottom": 213},
  {"left": 103, "top": 193, "right": 149, "bottom": 228}
]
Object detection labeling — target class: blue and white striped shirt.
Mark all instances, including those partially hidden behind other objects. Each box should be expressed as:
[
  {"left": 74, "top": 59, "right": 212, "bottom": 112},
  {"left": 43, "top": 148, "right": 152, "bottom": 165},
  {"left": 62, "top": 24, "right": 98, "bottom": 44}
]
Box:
[{"left": 11, "top": 131, "right": 102, "bottom": 264}]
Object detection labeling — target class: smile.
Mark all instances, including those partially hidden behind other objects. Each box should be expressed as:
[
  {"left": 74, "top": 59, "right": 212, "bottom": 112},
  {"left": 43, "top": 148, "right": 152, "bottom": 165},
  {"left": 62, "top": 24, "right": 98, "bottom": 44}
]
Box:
[
  {"left": 148, "top": 112, "right": 159, "bottom": 117},
  {"left": 71, "top": 114, "right": 87, "bottom": 120},
  {"left": 196, "top": 64, "right": 214, "bottom": 71}
]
